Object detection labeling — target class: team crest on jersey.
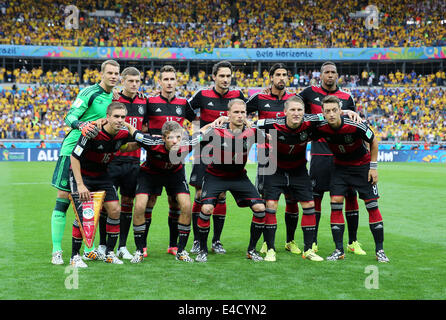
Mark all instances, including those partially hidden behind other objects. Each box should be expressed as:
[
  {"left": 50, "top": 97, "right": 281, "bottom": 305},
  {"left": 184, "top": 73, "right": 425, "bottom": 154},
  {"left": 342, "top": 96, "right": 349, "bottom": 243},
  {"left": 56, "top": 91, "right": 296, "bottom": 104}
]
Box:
[
  {"left": 344, "top": 135, "right": 353, "bottom": 144},
  {"left": 115, "top": 141, "right": 122, "bottom": 150},
  {"left": 138, "top": 105, "right": 145, "bottom": 115},
  {"left": 176, "top": 106, "right": 182, "bottom": 115},
  {"left": 300, "top": 132, "right": 308, "bottom": 141}
]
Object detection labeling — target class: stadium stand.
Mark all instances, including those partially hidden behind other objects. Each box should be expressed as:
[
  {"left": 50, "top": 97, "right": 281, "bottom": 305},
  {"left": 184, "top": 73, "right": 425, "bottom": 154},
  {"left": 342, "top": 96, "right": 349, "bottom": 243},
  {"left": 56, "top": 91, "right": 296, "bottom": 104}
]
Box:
[
  {"left": 1, "top": 66, "right": 445, "bottom": 88},
  {"left": 1, "top": 72, "right": 444, "bottom": 143},
  {"left": 0, "top": 0, "right": 445, "bottom": 48}
]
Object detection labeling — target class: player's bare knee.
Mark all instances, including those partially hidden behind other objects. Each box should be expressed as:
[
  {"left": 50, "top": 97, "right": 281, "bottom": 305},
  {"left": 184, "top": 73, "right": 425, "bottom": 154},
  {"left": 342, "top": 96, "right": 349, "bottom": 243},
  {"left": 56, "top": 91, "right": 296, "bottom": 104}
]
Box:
[
  {"left": 266, "top": 200, "right": 278, "bottom": 211},
  {"left": 106, "top": 204, "right": 121, "bottom": 219},
  {"left": 252, "top": 203, "right": 266, "bottom": 213},
  {"left": 57, "top": 190, "right": 70, "bottom": 199},
  {"left": 201, "top": 204, "right": 214, "bottom": 215},
  {"left": 181, "top": 203, "right": 191, "bottom": 215},
  {"left": 301, "top": 200, "right": 315, "bottom": 209},
  {"left": 134, "top": 197, "right": 148, "bottom": 216},
  {"left": 330, "top": 195, "right": 344, "bottom": 203},
  {"left": 178, "top": 201, "right": 191, "bottom": 217}
]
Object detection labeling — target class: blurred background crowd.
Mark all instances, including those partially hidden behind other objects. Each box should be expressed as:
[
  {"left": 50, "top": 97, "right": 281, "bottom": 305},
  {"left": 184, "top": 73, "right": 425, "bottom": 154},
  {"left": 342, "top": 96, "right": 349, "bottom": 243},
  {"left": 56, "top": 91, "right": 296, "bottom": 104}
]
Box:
[
  {"left": 0, "top": 0, "right": 445, "bottom": 145},
  {"left": 1, "top": 67, "right": 445, "bottom": 144},
  {"left": 1, "top": 0, "right": 445, "bottom": 48}
]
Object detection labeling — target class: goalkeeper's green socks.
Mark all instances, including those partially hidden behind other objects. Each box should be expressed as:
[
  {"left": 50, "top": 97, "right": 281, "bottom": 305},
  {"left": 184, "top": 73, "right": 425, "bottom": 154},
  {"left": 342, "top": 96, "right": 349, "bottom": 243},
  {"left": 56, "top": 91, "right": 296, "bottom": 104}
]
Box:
[
  {"left": 51, "top": 197, "right": 95, "bottom": 253},
  {"left": 51, "top": 198, "right": 69, "bottom": 253}
]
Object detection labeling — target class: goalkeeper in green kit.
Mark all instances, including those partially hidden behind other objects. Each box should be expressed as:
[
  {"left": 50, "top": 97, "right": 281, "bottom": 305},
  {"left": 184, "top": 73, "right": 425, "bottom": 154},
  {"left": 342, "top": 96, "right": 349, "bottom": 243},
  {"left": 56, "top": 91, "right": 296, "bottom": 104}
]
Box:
[{"left": 50, "top": 60, "right": 120, "bottom": 265}]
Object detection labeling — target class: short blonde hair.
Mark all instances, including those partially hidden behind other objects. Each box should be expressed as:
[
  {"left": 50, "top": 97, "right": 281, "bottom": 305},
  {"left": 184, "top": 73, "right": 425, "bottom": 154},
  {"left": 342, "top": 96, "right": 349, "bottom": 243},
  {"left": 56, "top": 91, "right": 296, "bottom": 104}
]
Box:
[
  {"left": 161, "top": 121, "right": 182, "bottom": 137},
  {"left": 106, "top": 102, "right": 127, "bottom": 115},
  {"left": 121, "top": 67, "right": 141, "bottom": 79},
  {"left": 101, "top": 59, "right": 120, "bottom": 73},
  {"left": 284, "top": 95, "right": 305, "bottom": 110},
  {"left": 227, "top": 98, "right": 246, "bottom": 111}
]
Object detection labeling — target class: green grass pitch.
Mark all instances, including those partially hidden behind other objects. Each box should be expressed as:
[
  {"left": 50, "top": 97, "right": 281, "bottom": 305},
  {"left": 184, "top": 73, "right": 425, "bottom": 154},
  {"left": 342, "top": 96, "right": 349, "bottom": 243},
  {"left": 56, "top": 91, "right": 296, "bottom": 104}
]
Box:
[{"left": 0, "top": 162, "right": 445, "bottom": 300}]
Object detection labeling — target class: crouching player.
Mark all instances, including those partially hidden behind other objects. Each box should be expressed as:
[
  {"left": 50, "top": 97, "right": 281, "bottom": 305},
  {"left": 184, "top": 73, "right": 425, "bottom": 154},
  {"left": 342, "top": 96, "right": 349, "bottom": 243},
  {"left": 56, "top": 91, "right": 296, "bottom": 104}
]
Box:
[
  {"left": 196, "top": 99, "right": 268, "bottom": 263},
  {"left": 124, "top": 121, "right": 214, "bottom": 263},
  {"left": 316, "top": 96, "right": 389, "bottom": 263},
  {"left": 69, "top": 102, "right": 141, "bottom": 267},
  {"left": 253, "top": 96, "right": 324, "bottom": 262}
]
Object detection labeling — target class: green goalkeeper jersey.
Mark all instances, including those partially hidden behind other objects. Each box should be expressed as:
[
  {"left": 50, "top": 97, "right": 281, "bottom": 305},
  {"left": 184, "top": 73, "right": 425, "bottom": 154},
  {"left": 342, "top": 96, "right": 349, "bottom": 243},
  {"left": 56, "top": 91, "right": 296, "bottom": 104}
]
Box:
[{"left": 60, "top": 83, "right": 113, "bottom": 156}]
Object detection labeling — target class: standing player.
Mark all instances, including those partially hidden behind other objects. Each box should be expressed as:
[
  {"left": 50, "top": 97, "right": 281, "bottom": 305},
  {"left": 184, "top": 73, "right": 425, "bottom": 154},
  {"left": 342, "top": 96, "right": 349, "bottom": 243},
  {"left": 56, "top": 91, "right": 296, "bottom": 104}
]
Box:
[
  {"left": 124, "top": 121, "right": 215, "bottom": 263},
  {"left": 98, "top": 67, "right": 148, "bottom": 261},
  {"left": 298, "top": 61, "right": 364, "bottom": 255},
  {"left": 316, "top": 96, "right": 389, "bottom": 262},
  {"left": 69, "top": 102, "right": 137, "bottom": 267},
  {"left": 188, "top": 61, "right": 246, "bottom": 255},
  {"left": 247, "top": 63, "right": 302, "bottom": 256},
  {"left": 144, "top": 65, "right": 197, "bottom": 257},
  {"left": 253, "top": 96, "right": 324, "bottom": 262},
  {"left": 196, "top": 99, "right": 266, "bottom": 263},
  {"left": 50, "top": 59, "right": 120, "bottom": 265}
]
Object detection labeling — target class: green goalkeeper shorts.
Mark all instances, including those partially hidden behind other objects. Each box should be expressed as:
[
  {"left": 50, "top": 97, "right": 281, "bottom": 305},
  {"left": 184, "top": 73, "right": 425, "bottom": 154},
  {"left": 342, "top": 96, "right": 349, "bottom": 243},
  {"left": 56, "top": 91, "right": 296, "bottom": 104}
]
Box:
[{"left": 51, "top": 155, "right": 71, "bottom": 192}]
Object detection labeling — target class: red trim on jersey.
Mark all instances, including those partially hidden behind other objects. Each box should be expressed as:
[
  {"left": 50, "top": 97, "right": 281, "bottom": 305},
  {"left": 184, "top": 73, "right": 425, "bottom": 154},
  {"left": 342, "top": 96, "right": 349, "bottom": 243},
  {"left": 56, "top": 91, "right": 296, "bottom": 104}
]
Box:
[
  {"left": 257, "top": 92, "right": 294, "bottom": 101},
  {"left": 200, "top": 109, "right": 227, "bottom": 123},
  {"left": 201, "top": 88, "right": 242, "bottom": 99},
  {"left": 113, "top": 93, "right": 146, "bottom": 159},
  {"left": 259, "top": 110, "right": 285, "bottom": 119},
  {"left": 311, "top": 86, "right": 352, "bottom": 101}
]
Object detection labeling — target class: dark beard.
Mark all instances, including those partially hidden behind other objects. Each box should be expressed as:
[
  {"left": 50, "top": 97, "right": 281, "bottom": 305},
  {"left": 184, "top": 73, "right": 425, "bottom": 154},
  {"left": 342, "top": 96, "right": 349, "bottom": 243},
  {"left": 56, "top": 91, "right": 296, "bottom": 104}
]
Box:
[{"left": 274, "top": 83, "right": 285, "bottom": 91}]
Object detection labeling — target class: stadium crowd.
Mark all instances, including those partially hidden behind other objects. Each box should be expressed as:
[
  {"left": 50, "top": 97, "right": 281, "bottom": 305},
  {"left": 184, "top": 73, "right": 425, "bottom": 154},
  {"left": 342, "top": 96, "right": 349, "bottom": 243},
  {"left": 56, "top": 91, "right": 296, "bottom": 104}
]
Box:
[
  {"left": 2, "top": 66, "right": 445, "bottom": 88},
  {"left": 0, "top": 0, "right": 445, "bottom": 48},
  {"left": 1, "top": 67, "right": 445, "bottom": 143}
]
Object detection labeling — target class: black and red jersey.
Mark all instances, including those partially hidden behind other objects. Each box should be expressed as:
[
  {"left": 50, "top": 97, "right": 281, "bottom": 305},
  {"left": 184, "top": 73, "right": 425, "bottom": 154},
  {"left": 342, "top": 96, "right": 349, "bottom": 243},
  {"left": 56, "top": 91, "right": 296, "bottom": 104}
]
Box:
[
  {"left": 71, "top": 129, "right": 133, "bottom": 177},
  {"left": 246, "top": 91, "right": 294, "bottom": 119},
  {"left": 133, "top": 130, "right": 200, "bottom": 175},
  {"left": 112, "top": 92, "right": 147, "bottom": 162},
  {"left": 314, "top": 116, "right": 375, "bottom": 166},
  {"left": 246, "top": 90, "right": 294, "bottom": 161},
  {"left": 254, "top": 115, "right": 320, "bottom": 171},
  {"left": 146, "top": 94, "right": 196, "bottom": 135},
  {"left": 201, "top": 124, "right": 264, "bottom": 178},
  {"left": 298, "top": 85, "right": 356, "bottom": 156},
  {"left": 188, "top": 87, "right": 246, "bottom": 127}
]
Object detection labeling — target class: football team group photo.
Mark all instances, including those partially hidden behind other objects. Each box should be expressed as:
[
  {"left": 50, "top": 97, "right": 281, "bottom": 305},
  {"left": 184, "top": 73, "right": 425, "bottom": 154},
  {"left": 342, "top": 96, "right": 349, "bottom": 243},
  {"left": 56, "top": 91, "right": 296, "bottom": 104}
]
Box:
[{"left": 1, "top": 0, "right": 445, "bottom": 302}]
